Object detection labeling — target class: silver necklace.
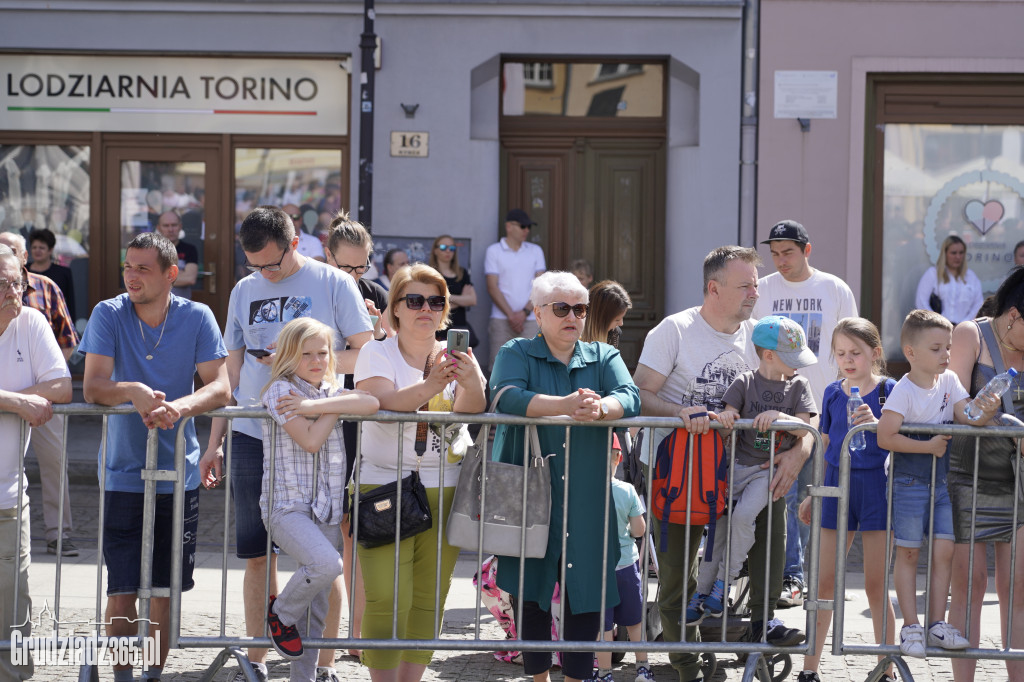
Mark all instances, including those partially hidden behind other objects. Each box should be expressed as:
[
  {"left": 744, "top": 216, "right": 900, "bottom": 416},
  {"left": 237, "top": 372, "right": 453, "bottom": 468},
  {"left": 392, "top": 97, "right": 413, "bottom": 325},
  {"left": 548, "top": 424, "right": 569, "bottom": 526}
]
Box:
[{"left": 137, "top": 303, "right": 170, "bottom": 361}]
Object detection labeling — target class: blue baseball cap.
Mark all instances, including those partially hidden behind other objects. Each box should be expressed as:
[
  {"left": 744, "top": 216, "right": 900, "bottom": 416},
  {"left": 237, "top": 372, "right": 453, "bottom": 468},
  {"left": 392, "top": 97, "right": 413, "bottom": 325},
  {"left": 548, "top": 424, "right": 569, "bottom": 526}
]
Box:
[{"left": 752, "top": 315, "right": 817, "bottom": 369}]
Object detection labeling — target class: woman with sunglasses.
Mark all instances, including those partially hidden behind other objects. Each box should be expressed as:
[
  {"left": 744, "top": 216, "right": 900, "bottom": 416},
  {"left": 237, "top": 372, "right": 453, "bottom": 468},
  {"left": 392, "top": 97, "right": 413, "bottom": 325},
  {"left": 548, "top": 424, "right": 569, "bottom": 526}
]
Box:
[
  {"left": 489, "top": 271, "right": 640, "bottom": 682},
  {"left": 428, "top": 235, "right": 478, "bottom": 348},
  {"left": 353, "top": 263, "right": 486, "bottom": 682}
]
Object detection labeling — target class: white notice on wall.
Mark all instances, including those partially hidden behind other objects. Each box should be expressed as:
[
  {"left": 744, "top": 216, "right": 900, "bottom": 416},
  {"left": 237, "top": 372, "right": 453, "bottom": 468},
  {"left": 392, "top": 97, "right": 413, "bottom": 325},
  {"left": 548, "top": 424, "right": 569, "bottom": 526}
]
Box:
[{"left": 773, "top": 71, "right": 837, "bottom": 119}]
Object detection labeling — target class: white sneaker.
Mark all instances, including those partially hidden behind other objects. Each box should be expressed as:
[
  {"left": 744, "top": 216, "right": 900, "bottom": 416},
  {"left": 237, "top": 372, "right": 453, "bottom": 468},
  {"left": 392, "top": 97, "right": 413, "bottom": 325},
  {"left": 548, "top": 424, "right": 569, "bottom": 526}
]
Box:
[
  {"left": 928, "top": 620, "right": 969, "bottom": 650},
  {"left": 899, "top": 624, "right": 926, "bottom": 658}
]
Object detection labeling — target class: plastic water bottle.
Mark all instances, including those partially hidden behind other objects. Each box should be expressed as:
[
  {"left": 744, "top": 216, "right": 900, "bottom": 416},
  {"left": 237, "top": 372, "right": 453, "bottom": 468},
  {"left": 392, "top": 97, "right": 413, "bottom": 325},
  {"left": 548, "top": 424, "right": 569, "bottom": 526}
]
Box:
[
  {"left": 847, "top": 387, "right": 866, "bottom": 451},
  {"left": 964, "top": 367, "right": 1019, "bottom": 421}
]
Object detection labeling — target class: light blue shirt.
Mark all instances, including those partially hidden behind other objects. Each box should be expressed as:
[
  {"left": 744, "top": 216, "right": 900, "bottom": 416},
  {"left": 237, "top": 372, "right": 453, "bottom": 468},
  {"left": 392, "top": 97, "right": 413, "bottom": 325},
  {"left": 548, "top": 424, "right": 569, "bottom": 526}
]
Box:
[
  {"left": 225, "top": 258, "right": 373, "bottom": 439},
  {"left": 79, "top": 294, "right": 227, "bottom": 493},
  {"left": 612, "top": 478, "right": 644, "bottom": 568}
]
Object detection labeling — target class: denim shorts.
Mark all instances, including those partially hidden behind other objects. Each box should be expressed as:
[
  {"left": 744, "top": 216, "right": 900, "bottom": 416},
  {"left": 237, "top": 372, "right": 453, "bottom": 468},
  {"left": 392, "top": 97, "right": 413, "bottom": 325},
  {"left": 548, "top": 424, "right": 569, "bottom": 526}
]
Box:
[
  {"left": 103, "top": 488, "right": 199, "bottom": 595},
  {"left": 604, "top": 561, "right": 644, "bottom": 631},
  {"left": 229, "top": 431, "right": 276, "bottom": 559},
  {"left": 822, "top": 465, "right": 890, "bottom": 532},
  {"left": 891, "top": 474, "right": 954, "bottom": 548}
]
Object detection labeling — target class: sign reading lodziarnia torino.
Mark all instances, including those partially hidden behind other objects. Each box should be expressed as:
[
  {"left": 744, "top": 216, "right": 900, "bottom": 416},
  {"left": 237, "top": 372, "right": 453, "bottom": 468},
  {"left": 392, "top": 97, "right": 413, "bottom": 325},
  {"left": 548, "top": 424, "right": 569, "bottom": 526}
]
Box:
[{"left": 0, "top": 54, "right": 349, "bottom": 135}]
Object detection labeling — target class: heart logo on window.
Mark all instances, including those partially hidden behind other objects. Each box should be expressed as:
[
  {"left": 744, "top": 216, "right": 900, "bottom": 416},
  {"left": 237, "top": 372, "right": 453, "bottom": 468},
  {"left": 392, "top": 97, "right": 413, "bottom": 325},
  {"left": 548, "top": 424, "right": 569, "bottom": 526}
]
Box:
[{"left": 964, "top": 199, "right": 1004, "bottom": 235}]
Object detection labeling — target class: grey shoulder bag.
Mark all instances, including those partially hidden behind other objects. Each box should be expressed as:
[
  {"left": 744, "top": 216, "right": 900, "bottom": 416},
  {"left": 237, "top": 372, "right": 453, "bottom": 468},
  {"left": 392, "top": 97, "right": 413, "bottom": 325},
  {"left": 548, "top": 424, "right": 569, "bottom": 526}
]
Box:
[{"left": 445, "top": 385, "right": 552, "bottom": 558}]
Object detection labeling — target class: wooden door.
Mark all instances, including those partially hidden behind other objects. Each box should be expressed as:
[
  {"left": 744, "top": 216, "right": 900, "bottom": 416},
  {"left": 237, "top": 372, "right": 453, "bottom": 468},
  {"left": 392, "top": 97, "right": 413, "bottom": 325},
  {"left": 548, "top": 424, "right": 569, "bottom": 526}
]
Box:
[
  {"left": 102, "top": 141, "right": 226, "bottom": 320},
  {"left": 503, "top": 136, "right": 666, "bottom": 369}
]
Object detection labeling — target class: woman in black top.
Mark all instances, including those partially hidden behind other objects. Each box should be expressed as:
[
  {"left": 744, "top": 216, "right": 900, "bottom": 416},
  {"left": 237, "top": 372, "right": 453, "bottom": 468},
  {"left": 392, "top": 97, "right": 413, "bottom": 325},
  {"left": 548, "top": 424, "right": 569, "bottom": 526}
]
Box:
[
  {"left": 429, "top": 234, "right": 478, "bottom": 347},
  {"left": 29, "top": 227, "right": 76, "bottom": 319}
]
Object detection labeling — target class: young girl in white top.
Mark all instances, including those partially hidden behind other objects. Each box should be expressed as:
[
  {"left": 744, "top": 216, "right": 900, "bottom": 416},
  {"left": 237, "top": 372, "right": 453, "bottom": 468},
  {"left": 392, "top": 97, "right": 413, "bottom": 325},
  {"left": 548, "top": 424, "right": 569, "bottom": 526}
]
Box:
[{"left": 260, "top": 317, "right": 379, "bottom": 682}]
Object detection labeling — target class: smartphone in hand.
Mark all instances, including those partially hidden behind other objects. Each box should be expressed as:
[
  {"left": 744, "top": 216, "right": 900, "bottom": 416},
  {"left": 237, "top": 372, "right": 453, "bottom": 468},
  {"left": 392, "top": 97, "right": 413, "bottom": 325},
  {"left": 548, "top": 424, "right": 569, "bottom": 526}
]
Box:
[
  {"left": 246, "top": 348, "right": 271, "bottom": 358},
  {"left": 446, "top": 328, "right": 469, "bottom": 355}
]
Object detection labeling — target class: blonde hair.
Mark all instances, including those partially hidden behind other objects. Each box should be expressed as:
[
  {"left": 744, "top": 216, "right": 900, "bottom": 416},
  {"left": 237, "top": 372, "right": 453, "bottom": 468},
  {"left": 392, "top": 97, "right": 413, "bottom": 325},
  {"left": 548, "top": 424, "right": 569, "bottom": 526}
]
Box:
[
  {"left": 936, "top": 234, "right": 966, "bottom": 284},
  {"left": 262, "top": 318, "right": 340, "bottom": 396},
  {"left": 831, "top": 317, "right": 887, "bottom": 379},
  {"left": 387, "top": 263, "right": 451, "bottom": 332},
  {"left": 427, "top": 234, "right": 464, "bottom": 279}
]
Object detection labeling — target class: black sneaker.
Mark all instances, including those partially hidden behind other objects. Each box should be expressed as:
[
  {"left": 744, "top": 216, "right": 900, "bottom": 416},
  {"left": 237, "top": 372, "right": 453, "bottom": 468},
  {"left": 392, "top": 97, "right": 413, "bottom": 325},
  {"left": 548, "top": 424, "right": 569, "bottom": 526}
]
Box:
[
  {"left": 743, "top": 619, "right": 805, "bottom": 647},
  {"left": 267, "top": 595, "right": 303, "bottom": 660},
  {"left": 776, "top": 575, "right": 803, "bottom": 609},
  {"left": 797, "top": 672, "right": 821, "bottom": 682}
]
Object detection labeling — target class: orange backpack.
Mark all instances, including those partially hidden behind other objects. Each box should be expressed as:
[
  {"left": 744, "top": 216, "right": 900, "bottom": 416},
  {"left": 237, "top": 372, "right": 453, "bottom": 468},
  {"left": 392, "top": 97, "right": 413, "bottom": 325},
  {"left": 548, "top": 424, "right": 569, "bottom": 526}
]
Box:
[{"left": 650, "top": 428, "right": 727, "bottom": 549}]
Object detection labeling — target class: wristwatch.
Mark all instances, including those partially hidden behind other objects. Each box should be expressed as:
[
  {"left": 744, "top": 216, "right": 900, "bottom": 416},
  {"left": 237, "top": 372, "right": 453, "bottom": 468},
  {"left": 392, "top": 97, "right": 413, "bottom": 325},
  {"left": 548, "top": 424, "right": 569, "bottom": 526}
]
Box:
[{"left": 597, "top": 400, "right": 609, "bottom": 420}]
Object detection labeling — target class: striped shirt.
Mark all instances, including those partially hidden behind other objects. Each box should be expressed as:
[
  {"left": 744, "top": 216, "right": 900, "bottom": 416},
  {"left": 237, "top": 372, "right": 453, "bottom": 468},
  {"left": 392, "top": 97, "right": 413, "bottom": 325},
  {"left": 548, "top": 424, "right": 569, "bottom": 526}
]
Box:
[
  {"left": 22, "top": 268, "right": 79, "bottom": 350},
  {"left": 260, "top": 376, "right": 347, "bottom": 524}
]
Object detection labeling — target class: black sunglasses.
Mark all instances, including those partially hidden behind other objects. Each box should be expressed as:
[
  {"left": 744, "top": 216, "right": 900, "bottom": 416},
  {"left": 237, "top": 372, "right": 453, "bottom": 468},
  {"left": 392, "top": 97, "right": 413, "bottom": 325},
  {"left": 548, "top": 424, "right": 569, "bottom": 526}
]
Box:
[
  {"left": 543, "top": 302, "right": 588, "bottom": 318},
  {"left": 399, "top": 294, "right": 446, "bottom": 311}
]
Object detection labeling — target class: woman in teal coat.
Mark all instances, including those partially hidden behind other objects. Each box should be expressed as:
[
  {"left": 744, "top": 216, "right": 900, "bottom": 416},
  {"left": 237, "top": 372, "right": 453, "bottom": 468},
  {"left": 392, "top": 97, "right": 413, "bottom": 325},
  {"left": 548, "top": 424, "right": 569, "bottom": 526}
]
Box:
[{"left": 490, "top": 271, "right": 641, "bottom": 682}]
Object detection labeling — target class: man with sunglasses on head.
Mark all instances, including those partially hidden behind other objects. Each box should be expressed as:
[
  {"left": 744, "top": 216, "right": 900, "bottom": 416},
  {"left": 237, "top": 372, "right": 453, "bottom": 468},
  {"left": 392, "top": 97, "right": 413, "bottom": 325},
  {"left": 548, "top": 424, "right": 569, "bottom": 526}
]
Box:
[
  {"left": 200, "top": 206, "right": 373, "bottom": 682},
  {"left": 0, "top": 244, "right": 72, "bottom": 681},
  {"left": 484, "top": 208, "right": 546, "bottom": 370}
]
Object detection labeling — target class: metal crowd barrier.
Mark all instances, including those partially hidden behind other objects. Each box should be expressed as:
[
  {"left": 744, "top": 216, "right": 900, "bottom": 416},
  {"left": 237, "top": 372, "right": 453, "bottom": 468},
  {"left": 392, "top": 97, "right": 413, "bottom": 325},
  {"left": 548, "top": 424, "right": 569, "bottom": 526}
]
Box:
[
  {"left": 3, "top": 404, "right": 829, "bottom": 682},
  {"left": 824, "top": 418, "right": 1024, "bottom": 682}
]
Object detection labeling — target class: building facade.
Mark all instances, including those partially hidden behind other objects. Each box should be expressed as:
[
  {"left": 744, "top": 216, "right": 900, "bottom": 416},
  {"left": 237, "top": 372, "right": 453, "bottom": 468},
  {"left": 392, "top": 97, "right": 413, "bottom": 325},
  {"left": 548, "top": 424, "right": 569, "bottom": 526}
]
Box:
[{"left": 0, "top": 0, "right": 747, "bottom": 368}]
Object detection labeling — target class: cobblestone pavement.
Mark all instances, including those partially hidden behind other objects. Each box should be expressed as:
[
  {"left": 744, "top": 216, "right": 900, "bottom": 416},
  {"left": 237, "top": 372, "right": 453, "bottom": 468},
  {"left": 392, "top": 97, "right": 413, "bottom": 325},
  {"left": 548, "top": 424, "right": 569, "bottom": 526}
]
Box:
[{"left": 16, "top": 410, "right": 1012, "bottom": 681}]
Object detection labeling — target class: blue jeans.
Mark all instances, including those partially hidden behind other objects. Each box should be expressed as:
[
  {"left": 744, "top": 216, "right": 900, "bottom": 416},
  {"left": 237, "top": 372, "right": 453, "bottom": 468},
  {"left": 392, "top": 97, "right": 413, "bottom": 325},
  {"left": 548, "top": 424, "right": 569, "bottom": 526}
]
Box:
[{"left": 783, "top": 456, "right": 812, "bottom": 581}]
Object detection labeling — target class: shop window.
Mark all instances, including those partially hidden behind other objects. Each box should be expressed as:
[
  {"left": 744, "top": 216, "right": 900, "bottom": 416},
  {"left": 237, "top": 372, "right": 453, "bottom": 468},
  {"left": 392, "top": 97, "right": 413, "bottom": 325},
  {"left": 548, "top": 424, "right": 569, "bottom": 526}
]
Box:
[
  {"left": 0, "top": 144, "right": 90, "bottom": 321},
  {"left": 880, "top": 122, "right": 1024, "bottom": 362},
  {"left": 233, "top": 148, "right": 343, "bottom": 280}
]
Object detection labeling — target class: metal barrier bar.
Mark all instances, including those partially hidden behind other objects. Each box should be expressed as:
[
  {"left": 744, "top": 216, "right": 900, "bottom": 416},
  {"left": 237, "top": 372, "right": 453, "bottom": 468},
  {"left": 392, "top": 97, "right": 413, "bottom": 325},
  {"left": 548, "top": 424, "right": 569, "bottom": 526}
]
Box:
[
  {"left": 827, "top": 418, "right": 1024, "bottom": 679},
  {"left": 3, "top": 404, "right": 837, "bottom": 676}
]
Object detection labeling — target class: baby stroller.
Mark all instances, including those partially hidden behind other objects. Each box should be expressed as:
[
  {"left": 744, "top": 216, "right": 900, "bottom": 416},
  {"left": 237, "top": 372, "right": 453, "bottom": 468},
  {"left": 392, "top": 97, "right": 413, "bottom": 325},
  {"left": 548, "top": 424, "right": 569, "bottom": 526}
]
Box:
[{"left": 624, "top": 430, "right": 792, "bottom": 682}]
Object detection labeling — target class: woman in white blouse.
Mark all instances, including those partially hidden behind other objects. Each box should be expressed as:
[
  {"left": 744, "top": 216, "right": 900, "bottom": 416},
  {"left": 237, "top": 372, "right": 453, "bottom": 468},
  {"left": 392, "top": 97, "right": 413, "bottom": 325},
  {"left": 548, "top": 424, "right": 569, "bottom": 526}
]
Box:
[{"left": 915, "top": 235, "right": 984, "bottom": 324}]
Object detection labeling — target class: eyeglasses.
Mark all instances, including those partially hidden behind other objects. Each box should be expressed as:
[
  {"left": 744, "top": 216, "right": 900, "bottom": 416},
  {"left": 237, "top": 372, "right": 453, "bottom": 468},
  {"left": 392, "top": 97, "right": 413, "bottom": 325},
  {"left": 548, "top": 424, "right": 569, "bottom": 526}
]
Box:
[
  {"left": 338, "top": 260, "right": 371, "bottom": 275},
  {"left": 244, "top": 248, "right": 289, "bottom": 273},
  {"left": 437, "top": 244, "right": 456, "bottom": 252},
  {"left": 0, "top": 279, "right": 27, "bottom": 294},
  {"left": 543, "top": 302, "right": 588, "bottom": 318},
  {"left": 398, "top": 294, "right": 446, "bottom": 311}
]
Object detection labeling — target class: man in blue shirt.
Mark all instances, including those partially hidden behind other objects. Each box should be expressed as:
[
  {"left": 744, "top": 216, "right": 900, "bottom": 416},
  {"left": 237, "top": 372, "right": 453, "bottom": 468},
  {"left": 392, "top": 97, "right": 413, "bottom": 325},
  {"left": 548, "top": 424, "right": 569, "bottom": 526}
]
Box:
[{"left": 80, "top": 232, "right": 230, "bottom": 682}]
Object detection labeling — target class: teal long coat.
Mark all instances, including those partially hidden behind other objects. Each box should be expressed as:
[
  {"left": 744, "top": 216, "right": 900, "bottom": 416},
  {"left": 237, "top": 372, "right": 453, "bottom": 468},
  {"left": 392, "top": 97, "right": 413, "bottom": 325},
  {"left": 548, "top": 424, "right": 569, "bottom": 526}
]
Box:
[{"left": 489, "top": 335, "right": 641, "bottom": 613}]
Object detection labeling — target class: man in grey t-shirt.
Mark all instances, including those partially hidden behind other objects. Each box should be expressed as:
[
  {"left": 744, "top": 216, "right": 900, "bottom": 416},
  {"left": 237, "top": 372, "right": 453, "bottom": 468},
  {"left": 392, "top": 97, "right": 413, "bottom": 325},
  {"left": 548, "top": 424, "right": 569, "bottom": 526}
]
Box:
[
  {"left": 633, "top": 246, "right": 811, "bottom": 682},
  {"left": 199, "top": 206, "right": 372, "bottom": 681}
]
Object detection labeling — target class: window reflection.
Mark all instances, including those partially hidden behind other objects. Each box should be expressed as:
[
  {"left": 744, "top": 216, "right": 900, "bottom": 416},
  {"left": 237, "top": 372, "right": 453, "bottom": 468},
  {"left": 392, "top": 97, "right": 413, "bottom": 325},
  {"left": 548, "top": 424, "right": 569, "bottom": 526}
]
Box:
[
  {"left": 234, "top": 148, "right": 343, "bottom": 280},
  {"left": 882, "top": 123, "right": 1024, "bottom": 361},
  {"left": 502, "top": 62, "right": 663, "bottom": 117},
  {"left": 0, "top": 144, "right": 89, "bottom": 320}
]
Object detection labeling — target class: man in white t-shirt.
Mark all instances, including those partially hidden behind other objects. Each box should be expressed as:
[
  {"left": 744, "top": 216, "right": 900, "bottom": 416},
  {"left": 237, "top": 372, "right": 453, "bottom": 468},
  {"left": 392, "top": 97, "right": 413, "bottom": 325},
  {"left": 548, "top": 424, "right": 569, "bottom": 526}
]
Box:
[
  {"left": 0, "top": 245, "right": 72, "bottom": 680},
  {"left": 199, "top": 206, "right": 373, "bottom": 682},
  {"left": 484, "top": 209, "right": 546, "bottom": 369},
  {"left": 633, "top": 246, "right": 809, "bottom": 682},
  {"left": 752, "top": 219, "right": 858, "bottom": 608}
]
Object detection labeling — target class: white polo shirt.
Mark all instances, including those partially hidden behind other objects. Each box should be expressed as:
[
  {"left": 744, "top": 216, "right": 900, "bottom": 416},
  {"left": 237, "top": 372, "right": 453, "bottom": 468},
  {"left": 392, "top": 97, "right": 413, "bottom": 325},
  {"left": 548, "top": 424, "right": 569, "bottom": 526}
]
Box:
[{"left": 483, "top": 238, "right": 546, "bottom": 320}]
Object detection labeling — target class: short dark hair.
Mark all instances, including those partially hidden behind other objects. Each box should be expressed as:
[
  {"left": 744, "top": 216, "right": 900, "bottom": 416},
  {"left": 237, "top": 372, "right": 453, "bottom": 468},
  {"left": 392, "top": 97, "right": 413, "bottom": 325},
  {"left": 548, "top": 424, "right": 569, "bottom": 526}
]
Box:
[
  {"left": 1014, "top": 240, "right": 1024, "bottom": 256},
  {"left": 239, "top": 205, "right": 295, "bottom": 253},
  {"left": 126, "top": 232, "right": 177, "bottom": 271},
  {"left": 703, "top": 246, "right": 762, "bottom": 296},
  {"left": 384, "top": 248, "right": 406, "bottom": 268},
  {"left": 29, "top": 227, "right": 56, "bottom": 250}
]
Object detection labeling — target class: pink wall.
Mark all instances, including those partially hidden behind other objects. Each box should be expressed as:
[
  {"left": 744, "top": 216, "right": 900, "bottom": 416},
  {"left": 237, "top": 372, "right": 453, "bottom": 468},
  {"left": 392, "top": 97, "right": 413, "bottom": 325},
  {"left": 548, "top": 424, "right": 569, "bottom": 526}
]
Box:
[{"left": 757, "top": 0, "right": 1024, "bottom": 300}]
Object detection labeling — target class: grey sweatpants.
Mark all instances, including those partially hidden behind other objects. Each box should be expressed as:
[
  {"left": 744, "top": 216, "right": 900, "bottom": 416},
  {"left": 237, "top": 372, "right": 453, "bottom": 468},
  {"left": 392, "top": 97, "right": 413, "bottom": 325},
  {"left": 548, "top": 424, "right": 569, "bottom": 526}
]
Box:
[{"left": 267, "top": 508, "right": 344, "bottom": 682}]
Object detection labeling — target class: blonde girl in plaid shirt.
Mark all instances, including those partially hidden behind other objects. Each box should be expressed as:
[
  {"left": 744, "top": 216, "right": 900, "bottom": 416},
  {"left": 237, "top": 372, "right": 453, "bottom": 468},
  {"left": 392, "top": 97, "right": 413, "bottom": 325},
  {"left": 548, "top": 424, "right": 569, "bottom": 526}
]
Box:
[{"left": 259, "top": 317, "right": 379, "bottom": 681}]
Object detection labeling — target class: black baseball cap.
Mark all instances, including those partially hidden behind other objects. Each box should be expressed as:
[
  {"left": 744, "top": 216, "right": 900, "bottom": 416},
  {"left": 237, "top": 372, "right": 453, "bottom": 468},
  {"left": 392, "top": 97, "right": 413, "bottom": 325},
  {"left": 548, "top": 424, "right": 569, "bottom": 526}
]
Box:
[
  {"left": 505, "top": 209, "right": 536, "bottom": 227},
  {"left": 761, "top": 219, "right": 809, "bottom": 246}
]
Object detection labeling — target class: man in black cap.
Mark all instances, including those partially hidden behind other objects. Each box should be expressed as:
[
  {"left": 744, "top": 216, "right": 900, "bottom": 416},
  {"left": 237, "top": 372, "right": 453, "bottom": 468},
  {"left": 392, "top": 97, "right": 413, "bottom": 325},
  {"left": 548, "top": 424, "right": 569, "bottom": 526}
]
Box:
[
  {"left": 483, "top": 208, "right": 546, "bottom": 368},
  {"left": 752, "top": 219, "right": 857, "bottom": 611}
]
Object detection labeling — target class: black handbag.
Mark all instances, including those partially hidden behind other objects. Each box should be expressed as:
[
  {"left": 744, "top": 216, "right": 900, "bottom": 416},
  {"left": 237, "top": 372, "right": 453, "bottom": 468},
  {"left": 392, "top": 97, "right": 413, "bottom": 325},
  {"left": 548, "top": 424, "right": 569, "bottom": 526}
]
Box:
[
  {"left": 356, "top": 470, "right": 433, "bottom": 549},
  {"left": 929, "top": 291, "right": 943, "bottom": 314},
  {"left": 355, "top": 346, "right": 440, "bottom": 549}
]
